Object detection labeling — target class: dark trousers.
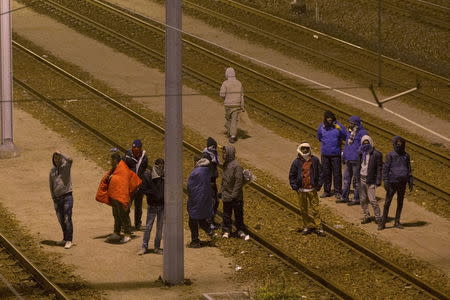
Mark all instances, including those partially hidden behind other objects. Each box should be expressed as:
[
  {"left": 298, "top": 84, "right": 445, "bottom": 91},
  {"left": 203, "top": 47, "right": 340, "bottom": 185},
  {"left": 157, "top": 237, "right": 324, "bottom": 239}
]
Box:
[
  {"left": 54, "top": 193, "right": 73, "bottom": 242},
  {"left": 382, "top": 182, "right": 407, "bottom": 224},
  {"left": 111, "top": 199, "right": 131, "bottom": 236},
  {"left": 189, "top": 217, "right": 211, "bottom": 243},
  {"left": 211, "top": 181, "right": 219, "bottom": 222},
  {"left": 131, "top": 191, "right": 144, "bottom": 228},
  {"left": 222, "top": 200, "right": 245, "bottom": 233},
  {"left": 321, "top": 155, "right": 342, "bottom": 194},
  {"left": 342, "top": 160, "right": 360, "bottom": 201}
]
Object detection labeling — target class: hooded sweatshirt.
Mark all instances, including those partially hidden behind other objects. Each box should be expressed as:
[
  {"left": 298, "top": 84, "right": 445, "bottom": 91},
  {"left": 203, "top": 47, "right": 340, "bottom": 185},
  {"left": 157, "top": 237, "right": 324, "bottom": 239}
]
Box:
[
  {"left": 317, "top": 111, "right": 347, "bottom": 156},
  {"left": 221, "top": 145, "right": 244, "bottom": 202},
  {"left": 358, "top": 135, "right": 383, "bottom": 185},
  {"left": 383, "top": 136, "right": 412, "bottom": 184},
  {"left": 220, "top": 67, "right": 244, "bottom": 108},
  {"left": 343, "top": 116, "right": 368, "bottom": 162},
  {"left": 49, "top": 153, "right": 73, "bottom": 199},
  {"left": 187, "top": 158, "right": 214, "bottom": 220},
  {"left": 289, "top": 144, "right": 322, "bottom": 191},
  {"left": 139, "top": 167, "right": 164, "bottom": 206}
]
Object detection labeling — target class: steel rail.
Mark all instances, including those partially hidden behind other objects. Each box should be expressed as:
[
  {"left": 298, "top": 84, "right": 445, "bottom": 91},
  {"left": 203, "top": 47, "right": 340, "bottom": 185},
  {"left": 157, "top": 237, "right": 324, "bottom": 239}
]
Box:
[
  {"left": 13, "top": 77, "right": 351, "bottom": 300},
  {"left": 13, "top": 42, "right": 450, "bottom": 300},
  {"left": 217, "top": 0, "right": 450, "bottom": 85},
  {"left": 181, "top": 0, "right": 450, "bottom": 110},
  {"left": 0, "top": 233, "right": 70, "bottom": 300},
  {"left": 23, "top": 0, "right": 450, "bottom": 201}
]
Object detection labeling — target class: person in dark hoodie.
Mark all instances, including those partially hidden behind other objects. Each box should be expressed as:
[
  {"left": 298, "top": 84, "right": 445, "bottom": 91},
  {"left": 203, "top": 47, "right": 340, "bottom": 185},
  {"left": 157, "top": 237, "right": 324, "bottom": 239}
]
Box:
[
  {"left": 221, "top": 145, "right": 248, "bottom": 240},
  {"left": 317, "top": 110, "right": 347, "bottom": 200},
  {"left": 339, "top": 116, "right": 368, "bottom": 205},
  {"left": 358, "top": 135, "right": 383, "bottom": 229},
  {"left": 379, "top": 136, "right": 413, "bottom": 230},
  {"left": 138, "top": 158, "right": 165, "bottom": 255},
  {"left": 202, "top": 137, "right": 220, "bottom": 228},
  {"left": 49, "top": 151, "right": 74, "bottom": 249},
  {"left": 187, "top": 154, "right": 216, "bottom": 248},
  {"left": 289, "top": 143, "right": 326, "bottom": 237},
  {"left": 124, "top": 139, "right": 148, "bottom": 231}
]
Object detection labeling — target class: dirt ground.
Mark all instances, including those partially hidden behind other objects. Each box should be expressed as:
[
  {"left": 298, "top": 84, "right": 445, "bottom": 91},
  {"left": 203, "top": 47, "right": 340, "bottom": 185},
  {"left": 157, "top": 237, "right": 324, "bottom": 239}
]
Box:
[
  {"left": 8, "top": 0, "right": 450, "bottom": 279},
  {"left": 0, "top": 108, "right": 240, "bottom": 299}
]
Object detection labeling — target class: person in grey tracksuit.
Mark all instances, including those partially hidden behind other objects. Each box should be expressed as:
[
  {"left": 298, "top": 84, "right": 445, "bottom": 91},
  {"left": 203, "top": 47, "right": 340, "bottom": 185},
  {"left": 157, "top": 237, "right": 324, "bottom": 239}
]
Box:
[
  {"left": 220, "top": 145, "right": 245, "bottom": 238},
  {"left": 49, "top": 152, "right": 74, "bottom": 248},
  {"left": 220, "top": 67, "right": 244, "bottom": 144},
  {"left": 358, "top": 135, "right": 383, "bottom": 229}
]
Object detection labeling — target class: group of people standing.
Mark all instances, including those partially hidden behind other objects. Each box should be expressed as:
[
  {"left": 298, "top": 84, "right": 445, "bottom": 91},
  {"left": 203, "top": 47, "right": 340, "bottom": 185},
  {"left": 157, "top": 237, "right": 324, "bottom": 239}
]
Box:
[{"left": 289, "top": 110, "right": 413, "bottom": 236}]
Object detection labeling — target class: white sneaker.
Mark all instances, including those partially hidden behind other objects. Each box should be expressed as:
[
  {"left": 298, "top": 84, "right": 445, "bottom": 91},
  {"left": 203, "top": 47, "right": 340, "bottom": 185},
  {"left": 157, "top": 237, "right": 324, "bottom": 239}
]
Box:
[
  {"left": 238, "top": 231, "right": 246, "bottom": 238},
  {"left": 244, "top": 235, "right": 250, "bottom": 241},
  {"left": 121, "top": 236, "right": 132, "bottom": 243},
  {"left": 64, "top": 241, "right": 72, "bottom": 249},
  {"left": 222, "top": 232, "right": 230, "bottom": 238}
]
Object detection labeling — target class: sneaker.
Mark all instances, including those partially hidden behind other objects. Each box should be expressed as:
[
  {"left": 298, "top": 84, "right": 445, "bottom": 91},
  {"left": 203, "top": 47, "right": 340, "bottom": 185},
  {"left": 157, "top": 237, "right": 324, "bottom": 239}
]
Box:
[
  {"left": 319, "top": 192, "right": 333, "bottom": 198},
  {"left": 64, "top": 241, "right": 73, "bottom": 249},
  {"left": 56, "top": 240, "right": 66, "bottom": 246},
  {"left": 335, "top": 193, "right": 342, "bottom": 200},
  {"left": 238, "top": 231, "right": 248, "bottom": 239},
  {"left": 361, "top": 217, "right": 372, "bottom": 224},
  {"left": 335, "top": 198, "right": 348, "bottom": 204},
  {"left": 154, "top": 248, "right": 163, "bottom": 254},
  {"left": 222, "top": 232, "right": 230, "bottom": 238},
  {"left": 315, "top": 229, "right": 326, "bottom": 237},
  {"left": 229, "top": 136, "right": 237, "bottom": 143},
  {"left": 300, "top": 228, "right": 312, "bottom": 235},
  {"left": 347, "top": 201, "right": 360, "bottom": 206},
  {"left": 189, "top": 241, "right": 202, "bottom": 248},
  {"left": 394, "top": 223, "right": 404, "bottom": 229},
  {"left": 138, "top": 248, "right": 147, "bottom": 255},
  {"left": 121, "top": 236, "right": 132, "bottom": 243}
]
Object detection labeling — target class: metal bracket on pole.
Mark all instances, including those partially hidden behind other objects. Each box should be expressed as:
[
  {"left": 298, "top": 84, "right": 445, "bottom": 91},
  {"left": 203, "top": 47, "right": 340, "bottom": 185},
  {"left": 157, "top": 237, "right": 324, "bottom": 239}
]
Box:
[{"left": 370, "top": 81, "right": 421, "bottom": 108}]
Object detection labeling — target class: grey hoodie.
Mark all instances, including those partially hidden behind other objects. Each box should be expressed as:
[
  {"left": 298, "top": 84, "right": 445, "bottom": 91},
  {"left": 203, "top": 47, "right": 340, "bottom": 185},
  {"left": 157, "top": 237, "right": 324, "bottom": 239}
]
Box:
[
  {"left": 221, "top": 146, "right": 244, "bottom": 202},
  {"left": 49, "top": 153, "right": 73, "bottom": 199},
  {"left": 220, "top": 67, "right": 244, "bottom": 108}
]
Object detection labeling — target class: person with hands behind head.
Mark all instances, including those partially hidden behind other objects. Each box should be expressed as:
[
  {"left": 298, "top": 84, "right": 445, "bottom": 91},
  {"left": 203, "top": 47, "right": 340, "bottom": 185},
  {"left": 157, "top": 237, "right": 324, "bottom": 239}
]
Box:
[
  {"left": 379, "top": 136, "right": 413, "bottom": 230},
  {"left": 49, "top": 151, "right": 74, "bottom": 249},
  {"left": 289, "top": 143, "right": 326, "bottom": 237}
]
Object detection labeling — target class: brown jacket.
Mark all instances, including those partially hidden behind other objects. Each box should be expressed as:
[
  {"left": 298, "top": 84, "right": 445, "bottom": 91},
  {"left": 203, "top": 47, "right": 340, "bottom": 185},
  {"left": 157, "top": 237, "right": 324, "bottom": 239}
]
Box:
[{"left": 221, "top": 146, "right": 244, "bottom": 202}]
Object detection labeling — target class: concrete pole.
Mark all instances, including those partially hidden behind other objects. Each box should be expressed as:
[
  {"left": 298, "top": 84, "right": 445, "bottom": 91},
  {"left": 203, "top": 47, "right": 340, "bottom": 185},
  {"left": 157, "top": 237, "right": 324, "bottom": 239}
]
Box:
[
  {"left": 163, "top": 0, "right": 184, "bottom": 285},
  {"left": 0, "top": 0, "right": 18, "bottom": 159}
]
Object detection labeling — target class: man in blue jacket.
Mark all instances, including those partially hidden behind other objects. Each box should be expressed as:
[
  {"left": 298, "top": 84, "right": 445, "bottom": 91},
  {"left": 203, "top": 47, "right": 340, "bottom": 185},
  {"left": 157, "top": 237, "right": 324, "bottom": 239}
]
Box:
[
  {"left": 379, "top": 136, "right": 413, "bottom": 230},
  {"left": 317, "top": 111, "right": 347, "bottom": 200},
  {"left": 187, "top": 154, "right": 216, "bottom": 248},
  {"left": 339, "top": 116, "right": 368, "bottom": 205}
]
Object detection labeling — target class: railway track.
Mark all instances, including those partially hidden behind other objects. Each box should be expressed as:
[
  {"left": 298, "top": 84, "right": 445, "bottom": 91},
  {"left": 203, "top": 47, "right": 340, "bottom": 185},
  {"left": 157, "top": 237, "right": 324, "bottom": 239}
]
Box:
[
  {"left": 383, "top": 0, "right": 450, "bottom": 30},
  {"left": 179, "top": 0, "right": 450, "bottom": 112},
  {"left": 0, "top": 233, "right": 69, "bottom": 300},
  {"left": 20, "top": 0, "right": 450, "bottom": 201},
  {"left": 13, "top": 41, "right": 450, "bottom": 300}
]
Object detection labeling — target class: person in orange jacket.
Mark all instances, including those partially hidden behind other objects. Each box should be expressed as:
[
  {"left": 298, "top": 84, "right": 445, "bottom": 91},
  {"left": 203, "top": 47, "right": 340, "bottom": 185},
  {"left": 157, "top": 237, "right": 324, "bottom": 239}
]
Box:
[{"left": 96, "top": 152, "right": 142, "bottom": 243}]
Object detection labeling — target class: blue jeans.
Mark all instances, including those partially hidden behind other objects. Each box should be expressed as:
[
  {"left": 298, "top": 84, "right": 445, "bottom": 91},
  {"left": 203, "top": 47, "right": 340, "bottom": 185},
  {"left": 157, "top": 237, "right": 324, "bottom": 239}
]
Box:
[
  {"left": 321, "top": 155, "right": 342, "bottom": 194},
  {"left": 142, "top": 205, "right": 164, "bottom": 250},
  {"left": 342, "top": 160, "right": 360, "bottom": 201},
  {"left": 54, "top": 193, "right": 73, "bottom": 242}
]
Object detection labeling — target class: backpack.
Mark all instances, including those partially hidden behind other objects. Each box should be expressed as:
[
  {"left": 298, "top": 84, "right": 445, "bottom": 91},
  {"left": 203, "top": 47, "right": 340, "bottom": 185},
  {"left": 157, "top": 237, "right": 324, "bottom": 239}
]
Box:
[{"left": 243, "top": 169, "right": 256, "bottom": 184}]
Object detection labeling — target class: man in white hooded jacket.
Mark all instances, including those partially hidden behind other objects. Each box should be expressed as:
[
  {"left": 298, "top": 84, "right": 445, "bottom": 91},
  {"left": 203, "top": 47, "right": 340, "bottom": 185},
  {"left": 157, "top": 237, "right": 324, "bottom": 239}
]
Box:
[{"left": 220, "top": 67, "right": 244, "bottom": 143}]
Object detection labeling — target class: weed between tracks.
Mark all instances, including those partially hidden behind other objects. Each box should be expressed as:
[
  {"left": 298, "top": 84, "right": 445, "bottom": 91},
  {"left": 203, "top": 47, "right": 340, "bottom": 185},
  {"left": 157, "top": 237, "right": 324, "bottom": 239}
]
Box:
[{"left": 12, "top": 35, "right": 450, "bottom": 298}]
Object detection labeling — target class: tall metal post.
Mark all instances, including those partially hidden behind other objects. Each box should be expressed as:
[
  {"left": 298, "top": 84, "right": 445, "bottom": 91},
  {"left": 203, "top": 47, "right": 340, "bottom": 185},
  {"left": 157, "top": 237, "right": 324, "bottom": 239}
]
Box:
[
  {"left": 0, "top": 0, "right": 18, "bottom": 159},
  {"left": 377, "top": 0, "right": 382, "bottom": 87},
  {"left": 163, "top": 0, "right": 184, "bottom": 285}
]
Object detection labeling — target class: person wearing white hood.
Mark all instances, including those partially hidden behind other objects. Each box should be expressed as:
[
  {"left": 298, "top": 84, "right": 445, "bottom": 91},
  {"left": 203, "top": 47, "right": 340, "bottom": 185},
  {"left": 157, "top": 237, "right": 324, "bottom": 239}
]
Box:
[
  {"left": 358, "top": 135, "right": 383, "bottom": 229},
  {"left": 220, "top": 67, "right": 244, "bottom": 143},
  {"left": 289, "top": 143, "right": 326, "bottom": 236}
]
